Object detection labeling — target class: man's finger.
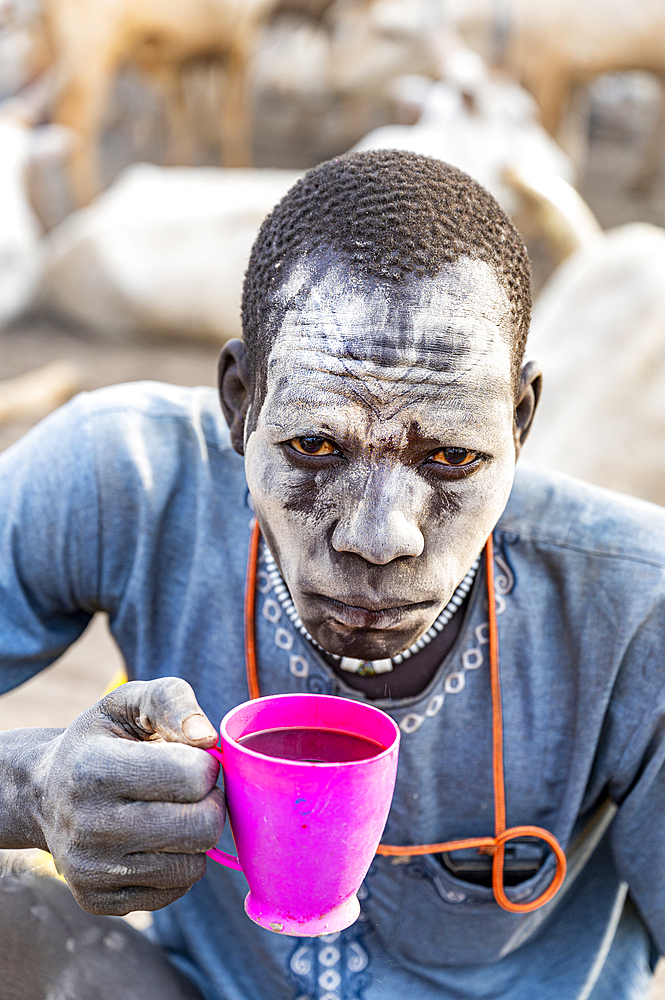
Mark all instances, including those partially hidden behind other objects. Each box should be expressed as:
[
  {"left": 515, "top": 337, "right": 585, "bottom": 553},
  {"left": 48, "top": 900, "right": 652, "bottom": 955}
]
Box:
[
  {"left": 71, "top": 738, "right": 220, "bottom": 804},
  {"left": 75, "top": 791, "right": 226, "bottom": 852},
  {"left": 98, "top": 678, "right": 218, "bottom": 747},
  {"left": 66, "top": 852, "right": 208, "bottom": 892},
  {"left": 74, "top": 884, "right": 193, "bottom": 917}
]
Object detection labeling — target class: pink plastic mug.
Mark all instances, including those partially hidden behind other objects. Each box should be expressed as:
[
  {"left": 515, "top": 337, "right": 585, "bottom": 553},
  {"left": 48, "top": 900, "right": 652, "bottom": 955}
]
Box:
[{"left": 205, "top": 692, "right": 400, "bottom": 936}]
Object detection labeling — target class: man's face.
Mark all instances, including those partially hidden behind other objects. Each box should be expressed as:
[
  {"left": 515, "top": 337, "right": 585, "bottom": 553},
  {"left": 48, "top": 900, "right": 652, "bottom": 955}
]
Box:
[{"left": 243, "top": 254, "right": 518, "bottom": 661}]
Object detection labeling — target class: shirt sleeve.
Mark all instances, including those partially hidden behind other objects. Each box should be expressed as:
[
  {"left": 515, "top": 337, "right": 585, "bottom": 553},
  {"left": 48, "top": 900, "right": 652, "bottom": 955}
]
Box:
[
  {"left": 605, "top": 593, "right": 665, "bottom": 955},
  {"left": 0, "top": 393, "right": 100, "bottom": 692}
]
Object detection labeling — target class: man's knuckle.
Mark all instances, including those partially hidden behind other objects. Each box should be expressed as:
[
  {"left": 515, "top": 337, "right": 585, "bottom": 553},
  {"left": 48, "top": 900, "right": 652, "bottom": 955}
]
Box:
[
  {"left": 151, "top": 676, "right": 192, "bottom": 707},
  {"left": 143, "top": 887, "right": 189, "bottom": 911},
  {"left": 195, "top": 801, "right": 225, "bottom": 846},
  {"left": 69, "top": 749, "right": 116, "bottom": 799},
  {"left": 60, "top": 851, "right": 87, "bottom": 884},
  {"left": 69, "top": 877, "right": 111, "bottom": 914},
  {"left": 99, "top": 681, "right": 143, "bottom": 718},
  {"left": 90, "top": 892, "right": 133, "bottom": 917},
  {"left": 162, "top": 854, "right": 206, "bottom": 886},
  {"left": 170, "top": 749, "right": 210, "bottom": 800}
]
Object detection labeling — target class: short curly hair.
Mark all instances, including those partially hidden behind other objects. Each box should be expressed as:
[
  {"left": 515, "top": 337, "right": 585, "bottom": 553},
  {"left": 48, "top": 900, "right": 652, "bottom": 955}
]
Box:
[{"left": 241, "top": 150, "right": 531, "bottom": 407}]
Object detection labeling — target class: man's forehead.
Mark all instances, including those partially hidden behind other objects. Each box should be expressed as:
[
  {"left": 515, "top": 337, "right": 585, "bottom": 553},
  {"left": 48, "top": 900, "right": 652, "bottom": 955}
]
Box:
[
  {"left": 268, "top": 256, "right": 511, "bottom": 360},
  {"left": 263, "top": 255, "right": 513, "bottom": 399}
]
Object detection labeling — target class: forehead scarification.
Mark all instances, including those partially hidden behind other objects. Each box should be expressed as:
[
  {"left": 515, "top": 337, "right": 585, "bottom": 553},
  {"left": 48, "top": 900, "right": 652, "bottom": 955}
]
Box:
[{"left": 260, "top": 256, "right": 513, "bottom": 422}]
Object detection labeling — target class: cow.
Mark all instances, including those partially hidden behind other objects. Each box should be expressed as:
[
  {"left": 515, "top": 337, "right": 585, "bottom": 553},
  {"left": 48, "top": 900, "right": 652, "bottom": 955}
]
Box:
[
  {"left": 36, "top": 0, "right": 287, "bottom": 203},
  {"left": 445, "top": 0, "right": 665, "bottom": 186}
]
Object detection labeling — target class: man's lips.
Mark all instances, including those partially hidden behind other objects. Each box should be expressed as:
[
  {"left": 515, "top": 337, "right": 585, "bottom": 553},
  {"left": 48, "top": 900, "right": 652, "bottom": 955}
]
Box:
[{"left": 312, "top": 594, "right": 437, "bottom": 630}]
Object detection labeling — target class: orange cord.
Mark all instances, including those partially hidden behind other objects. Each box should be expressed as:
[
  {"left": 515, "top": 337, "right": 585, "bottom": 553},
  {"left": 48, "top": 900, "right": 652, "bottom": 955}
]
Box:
[
  {"left": 243, "top": 526, "right": 567, "bottom": 913},
  {"left": 486, "top": 534, "right": 506, "bottom": 838},
  {"left": 244, "top": 520, "right": 262, "bottom": 701}
]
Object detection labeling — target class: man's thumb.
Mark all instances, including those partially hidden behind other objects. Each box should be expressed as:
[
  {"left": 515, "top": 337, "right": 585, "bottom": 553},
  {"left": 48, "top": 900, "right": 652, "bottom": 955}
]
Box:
[{"left": 101, "top": 677, "right": 218, "bottom": 747}]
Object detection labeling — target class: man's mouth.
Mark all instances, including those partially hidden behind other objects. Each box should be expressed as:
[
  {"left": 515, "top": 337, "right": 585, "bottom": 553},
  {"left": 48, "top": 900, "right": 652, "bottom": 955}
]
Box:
[{"left": 313, "top": 594, "right": 437, "bottom": 630}]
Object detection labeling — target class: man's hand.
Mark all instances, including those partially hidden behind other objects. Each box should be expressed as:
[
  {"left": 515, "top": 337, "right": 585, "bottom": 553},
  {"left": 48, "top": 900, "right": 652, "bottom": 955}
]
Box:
[{"left": 34, "top": 678, "right": 225, "bottom": 915}]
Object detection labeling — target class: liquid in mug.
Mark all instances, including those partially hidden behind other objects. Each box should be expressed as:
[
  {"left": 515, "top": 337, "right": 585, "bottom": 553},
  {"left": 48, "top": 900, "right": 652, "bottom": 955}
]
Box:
[{"left": 237, "top": 727, "right": 385, "bottom": 763}]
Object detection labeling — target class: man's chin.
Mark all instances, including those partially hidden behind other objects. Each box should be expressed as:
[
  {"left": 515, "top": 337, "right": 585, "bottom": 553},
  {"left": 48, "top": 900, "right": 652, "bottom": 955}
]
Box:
[{"left": 309, "top": 621, "right": 425, "bottom": 662}]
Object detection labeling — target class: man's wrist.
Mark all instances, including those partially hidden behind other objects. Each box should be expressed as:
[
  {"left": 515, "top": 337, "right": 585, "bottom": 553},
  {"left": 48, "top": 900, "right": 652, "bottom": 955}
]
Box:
[{"left": 0, "top": 728, "right": 64, "bottom": 850}]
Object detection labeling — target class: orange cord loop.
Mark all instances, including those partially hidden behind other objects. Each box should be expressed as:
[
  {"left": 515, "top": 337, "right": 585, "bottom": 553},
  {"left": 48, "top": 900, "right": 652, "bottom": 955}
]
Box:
[
  {"left": 244, "top": 522, "right": 567, "bottom": 914},
  {"left": 492, "top": 825, "right": 567, "bottom": 913}
]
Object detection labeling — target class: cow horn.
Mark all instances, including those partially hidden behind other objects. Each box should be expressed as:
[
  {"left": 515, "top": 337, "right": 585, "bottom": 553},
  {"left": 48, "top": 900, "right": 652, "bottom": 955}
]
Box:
[{"left": 503, "top": 163, "right": 602, "bottom": 261}]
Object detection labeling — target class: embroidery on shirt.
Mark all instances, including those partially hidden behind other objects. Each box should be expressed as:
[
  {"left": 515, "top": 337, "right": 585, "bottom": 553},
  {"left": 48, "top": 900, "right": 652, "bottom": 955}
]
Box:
[
  {"left": 288, "top": 883, "right": 372, "bottom": 1000},
  {"left": 398, "top": 550, "right": 515, "bottom": 735}
]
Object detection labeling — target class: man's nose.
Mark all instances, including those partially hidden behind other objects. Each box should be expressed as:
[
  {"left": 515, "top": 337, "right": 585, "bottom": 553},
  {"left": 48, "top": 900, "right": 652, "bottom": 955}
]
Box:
[{"left": 332, "top": 470, "right": 425, "bottom": 565}]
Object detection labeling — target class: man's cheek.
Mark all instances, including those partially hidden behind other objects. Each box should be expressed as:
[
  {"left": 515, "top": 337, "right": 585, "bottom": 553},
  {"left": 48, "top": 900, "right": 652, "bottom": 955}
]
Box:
[
  {"left": 282, "top": 472, "right": 343, "bottom": 527},
  {"left": 455, "top": 458, "right": 514, "bottom": 517},
  {"left": 243, "top": 435, "right": 274, "bottom": 497},
  {"left": 244, "top": 443, "right": 300, "bottom": 524}
]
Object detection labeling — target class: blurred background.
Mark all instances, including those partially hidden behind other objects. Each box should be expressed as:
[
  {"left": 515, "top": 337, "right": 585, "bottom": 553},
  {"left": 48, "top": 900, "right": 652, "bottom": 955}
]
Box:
[{"left": 0, "top": 0, "right": 664, "bottom": 977}]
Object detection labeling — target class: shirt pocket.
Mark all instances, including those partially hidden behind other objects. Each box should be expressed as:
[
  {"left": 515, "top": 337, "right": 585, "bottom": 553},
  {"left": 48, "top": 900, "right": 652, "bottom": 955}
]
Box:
[{"left": 386, "top": 852, "right": 559, "bottom": 967}]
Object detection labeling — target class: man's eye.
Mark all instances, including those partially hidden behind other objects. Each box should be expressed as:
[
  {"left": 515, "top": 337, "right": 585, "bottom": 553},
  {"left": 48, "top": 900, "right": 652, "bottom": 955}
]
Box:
[
  {"left": 289, "top": 437, "right": 337, "bottom": 457},
  {"left": 430, "top": 447, "right": 478, "bottom": 467}
]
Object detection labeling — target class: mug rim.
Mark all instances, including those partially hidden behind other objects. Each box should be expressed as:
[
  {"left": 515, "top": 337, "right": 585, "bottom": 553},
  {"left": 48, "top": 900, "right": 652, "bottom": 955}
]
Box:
[{"left": 219, "top": 692, "right": 400, "bottom": 767}]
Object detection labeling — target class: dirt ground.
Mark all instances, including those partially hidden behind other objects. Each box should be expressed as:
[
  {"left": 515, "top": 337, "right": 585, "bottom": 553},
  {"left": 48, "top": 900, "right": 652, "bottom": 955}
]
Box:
[{"left": 1, "top": 71, "right": 665, "bottom": 994}]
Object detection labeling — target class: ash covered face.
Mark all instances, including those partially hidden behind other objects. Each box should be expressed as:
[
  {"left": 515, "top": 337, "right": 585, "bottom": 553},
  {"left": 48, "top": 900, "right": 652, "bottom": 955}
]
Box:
[{"left": 227, "top": 252, "right": 537, "bottom": 662}]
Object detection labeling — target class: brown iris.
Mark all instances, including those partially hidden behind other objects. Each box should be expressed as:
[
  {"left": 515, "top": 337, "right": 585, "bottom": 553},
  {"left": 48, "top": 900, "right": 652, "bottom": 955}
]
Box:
[
  {"left": 290, "top": 437, "right": 337, "bottom": 456},
  {"left": 430, "top": 447, "right": 477, "bottom": 467}
]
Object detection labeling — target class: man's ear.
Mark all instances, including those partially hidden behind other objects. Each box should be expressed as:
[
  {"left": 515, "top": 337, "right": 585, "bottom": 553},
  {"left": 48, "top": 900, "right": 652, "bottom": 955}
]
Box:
[
  {"left": 513, "top": 360, "right": 542, "bottom": 458},
  {"left": 218, "top": 339, "right": 251, "bottom": 456}
]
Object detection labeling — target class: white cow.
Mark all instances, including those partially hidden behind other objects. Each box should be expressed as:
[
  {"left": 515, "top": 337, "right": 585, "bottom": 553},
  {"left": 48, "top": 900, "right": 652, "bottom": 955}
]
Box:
[
  {"left": 524, "top": 222, "right": 665, "bottom": 506},
  {"left": 0, "top": 117, "right": 45, "bottom": 326},
  {"left": 38, "top": 164, "right": 302, "bottom": 342},
  {"left": 445, "top": 0, "right": 665, "bottom": 184}
]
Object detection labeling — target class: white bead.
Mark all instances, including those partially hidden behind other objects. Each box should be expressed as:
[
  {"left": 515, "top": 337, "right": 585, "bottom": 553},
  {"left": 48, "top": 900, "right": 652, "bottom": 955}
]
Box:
[
  {"left": 372, "top": 659, "right": 393, "bottom": 674},
  {"left": 340, "top": 657, "right": 363, "bottom": 673}
]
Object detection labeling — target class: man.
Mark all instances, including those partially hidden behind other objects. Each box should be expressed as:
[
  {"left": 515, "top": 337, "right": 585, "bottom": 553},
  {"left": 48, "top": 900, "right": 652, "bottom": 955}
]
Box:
[{"left": 1, "top": 149, "right": 664, "bottom": 999}]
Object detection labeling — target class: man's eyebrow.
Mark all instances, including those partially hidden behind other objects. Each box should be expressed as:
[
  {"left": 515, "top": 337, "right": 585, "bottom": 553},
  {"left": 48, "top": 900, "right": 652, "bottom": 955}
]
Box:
[
  {"left": 264, "top": 390, "right": 504, "bottom": 436},
  {"left": 268, "top": 358, "right": 510, "bottom": 409}
]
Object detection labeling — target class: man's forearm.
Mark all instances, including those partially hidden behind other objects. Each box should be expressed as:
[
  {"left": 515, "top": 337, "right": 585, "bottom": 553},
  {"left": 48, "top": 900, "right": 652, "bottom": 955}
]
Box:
[{"left": 0, "top": 727, "right": 63, "bottom": 849}]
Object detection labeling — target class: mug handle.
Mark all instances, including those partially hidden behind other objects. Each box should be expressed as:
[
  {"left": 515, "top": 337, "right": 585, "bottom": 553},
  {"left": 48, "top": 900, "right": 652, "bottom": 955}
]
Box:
[{"left": 204, "top": 746, "right": 243, "bottom": 872}]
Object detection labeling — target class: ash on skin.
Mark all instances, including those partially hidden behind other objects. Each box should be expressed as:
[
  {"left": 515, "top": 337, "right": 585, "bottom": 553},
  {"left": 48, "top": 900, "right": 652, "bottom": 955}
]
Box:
[{"left": 238, "top": 252, "right": 539, "bottom": 665}]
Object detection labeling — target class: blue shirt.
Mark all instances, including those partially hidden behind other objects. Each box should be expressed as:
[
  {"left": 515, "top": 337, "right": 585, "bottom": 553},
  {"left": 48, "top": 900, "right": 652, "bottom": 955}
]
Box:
[{"left": 2, "top": 382, "right": 665, "bottom": 1000}]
